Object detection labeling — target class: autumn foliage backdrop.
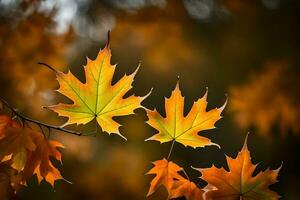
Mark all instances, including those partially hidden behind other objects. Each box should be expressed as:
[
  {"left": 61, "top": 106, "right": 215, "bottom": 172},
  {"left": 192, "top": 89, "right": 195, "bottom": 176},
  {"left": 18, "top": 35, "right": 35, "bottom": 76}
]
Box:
[{"left": 0, "top": 0, "right": 300, "bottom": 199}]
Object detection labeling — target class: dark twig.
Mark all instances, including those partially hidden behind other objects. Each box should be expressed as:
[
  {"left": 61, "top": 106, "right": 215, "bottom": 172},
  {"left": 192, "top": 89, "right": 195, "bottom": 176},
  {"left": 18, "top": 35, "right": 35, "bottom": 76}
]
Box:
[
  {"left": 0, "top": 96, "right": 82, "bottom": 136},
  {"left": 106, "top": 30, "right": 111, "bottom": 47},
  {"left": 37, "top": 62, "right": 58, "bottom": 73}
]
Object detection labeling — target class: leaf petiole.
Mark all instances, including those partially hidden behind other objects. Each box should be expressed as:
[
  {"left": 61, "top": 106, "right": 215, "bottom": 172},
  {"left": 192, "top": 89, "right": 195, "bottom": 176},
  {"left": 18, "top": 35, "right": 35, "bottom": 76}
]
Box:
[{"left": 167, "top": 139, "right": 176, "bottom": 160}]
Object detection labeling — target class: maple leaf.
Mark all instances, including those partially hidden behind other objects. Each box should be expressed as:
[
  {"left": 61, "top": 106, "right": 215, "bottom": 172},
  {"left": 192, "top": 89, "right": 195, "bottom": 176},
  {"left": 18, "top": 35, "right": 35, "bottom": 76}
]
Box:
[
  {"left": 146, "top": 82, "right": 226, "bottom": 148},
  {"left": 47, "top": 36, "right": 147, "bottom": 139},
  {"left": 170, "top": 179, "right": 204, "bottom": 200},
  {"left": 146, "top": 158, "right": 183, "bottom": 197},
  {"left": 146, "top": 158, "right": 204, "bottom": 199},
  {"left": 194, "top": 135, "right": 281, "bottom": 200},
  {"left": 0, "top": 115, "right": 65, "bottom": 186},
  {"left": 22, "top": 134, "right": 65, "bottom": 186},
  {"left": 0, "top": 116, "right": 38, "bottom": 172}
]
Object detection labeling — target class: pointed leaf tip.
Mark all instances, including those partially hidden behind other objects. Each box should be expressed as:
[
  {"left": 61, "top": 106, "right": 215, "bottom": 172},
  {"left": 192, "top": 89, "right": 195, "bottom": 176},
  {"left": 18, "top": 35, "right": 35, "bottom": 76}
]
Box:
[
  {"left": 218, "top": 96, "right": 228, "bottom": 112},
  {"left": 212, "top": 142, "right": 221, "bottom": 149},
  {"left": 119, "top": 133, "right": 128, "bottom": 141},
  {"left": 131, "top": 62, "right": 141, "bottom": 77},
  {"left": 142, "top": 87, "right": 153, "bottom": 102},
  {"left": 242, "top": 132, "right": 250, "bottom": 151},
  {"left": 176, "top": 78, "right": 180, "bottom": 88},
  {"left": 202, "top": 87, "right": 208, "bottom": 99}
]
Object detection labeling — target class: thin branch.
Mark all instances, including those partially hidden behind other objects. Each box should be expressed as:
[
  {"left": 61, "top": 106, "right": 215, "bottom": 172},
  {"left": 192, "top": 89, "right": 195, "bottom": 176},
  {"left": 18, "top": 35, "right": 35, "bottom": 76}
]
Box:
[
  {"left": 167, "top": 139, "right": 176, "bottom": 160},
  {"left": 0, "top": 96, "right": 82, "bottom": 136},
  {"left": 37, "top": 62, "right": 58, "bottom": 73}
]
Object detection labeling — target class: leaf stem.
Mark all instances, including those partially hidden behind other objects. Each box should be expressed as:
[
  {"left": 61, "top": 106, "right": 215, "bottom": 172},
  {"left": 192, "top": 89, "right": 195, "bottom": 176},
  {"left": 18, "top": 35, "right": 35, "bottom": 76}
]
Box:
[
  {"left": 182, "top": 169, "right": 190, "bottom": 181},
  {"left": 0, "top": 96, "right": 82, "bottom": 136},
  {"left": 167, "top": 139, "right": 176, "bottom": 160}
]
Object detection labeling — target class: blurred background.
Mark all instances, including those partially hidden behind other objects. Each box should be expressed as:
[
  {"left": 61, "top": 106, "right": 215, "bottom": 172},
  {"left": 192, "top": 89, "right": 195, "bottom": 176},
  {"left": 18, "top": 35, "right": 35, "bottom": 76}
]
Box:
[{"left": 0, "top": 0, "right": 300, "bottom": 199}]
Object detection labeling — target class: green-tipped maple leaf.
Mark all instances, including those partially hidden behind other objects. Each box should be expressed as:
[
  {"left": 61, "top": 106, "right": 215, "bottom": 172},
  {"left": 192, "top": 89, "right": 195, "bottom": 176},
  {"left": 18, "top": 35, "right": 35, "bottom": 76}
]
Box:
[
  {"left": 146, "top": 82, "right": 226, "bottom": 148},
  {"left": 46, "top": 36, "right": 147, "bottom": 139},
  {"left": 194, "top": 135, "right": 282, "bottom": 200}
]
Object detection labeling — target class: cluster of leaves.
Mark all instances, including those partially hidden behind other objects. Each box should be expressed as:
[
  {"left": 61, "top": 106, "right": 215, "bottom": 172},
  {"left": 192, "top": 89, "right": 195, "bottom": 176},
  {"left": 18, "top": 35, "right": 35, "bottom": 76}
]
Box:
[
  {"left": 145, "top": 84, "right": 281, "bottom": 199},
  {"left": 0, "top": 115, "right": 64, "bottom": 198},
  {"left": 0, "top": 35, "right": 281, "bottom": 200},
  {"left": 146, "top": 138, "right": 281, "bottom": 200}
]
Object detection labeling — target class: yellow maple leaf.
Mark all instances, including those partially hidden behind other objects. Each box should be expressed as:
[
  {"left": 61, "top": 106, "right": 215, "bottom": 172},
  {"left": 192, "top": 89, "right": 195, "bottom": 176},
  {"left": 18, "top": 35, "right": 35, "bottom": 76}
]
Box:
[
  {"left": 146, "top": 82, "right": 226, "bottom": 148},
  {"left": 194, "top": 134, "right": 281, "bottom": 200},
  {"left": 47, "top": 36, "right": 148, "bottom": 139}
]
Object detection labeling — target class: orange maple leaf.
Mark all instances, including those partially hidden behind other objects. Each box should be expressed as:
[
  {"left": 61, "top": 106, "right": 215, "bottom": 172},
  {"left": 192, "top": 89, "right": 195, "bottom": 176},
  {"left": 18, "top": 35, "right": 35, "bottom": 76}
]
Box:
[
  {"left": 146, "top": 158, "right": 204, "bottom": 199},
  {"left": 22, "top": 134, "right": 65, "bottom": 186},
  {"left": 194, "top": 135, "right": 281, "bottom": 200},
  {"left": 0, "top": 115, "right": 65, "bottom": 187},
  {"left": 0, "top": 116, "right": 38, "bottom": 172},
  {"left": 170, "top": 178, "right": 204, "bottom": 200},
  {"left": 146, "top": 158, "right": 183, "bottom": 197},
  {"left": 146, "top": 82, "right": 226, "bottom": 148}
]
